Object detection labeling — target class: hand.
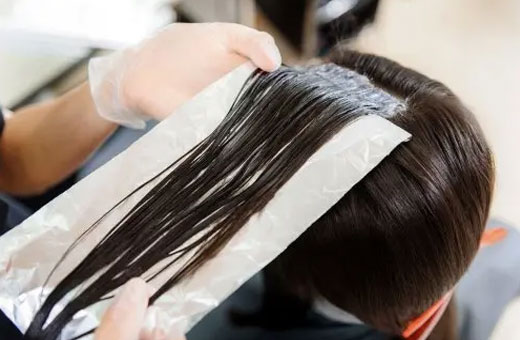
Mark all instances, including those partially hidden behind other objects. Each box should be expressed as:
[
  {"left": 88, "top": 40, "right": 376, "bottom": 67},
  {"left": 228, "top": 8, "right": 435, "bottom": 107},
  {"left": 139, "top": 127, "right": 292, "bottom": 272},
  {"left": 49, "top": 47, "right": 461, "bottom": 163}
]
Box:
[
  {"left": 89, "top": 23, "right": 282, "bottom": 128},
  {"left": 95, "top": 278, "right": 185, "bottom": 340}
]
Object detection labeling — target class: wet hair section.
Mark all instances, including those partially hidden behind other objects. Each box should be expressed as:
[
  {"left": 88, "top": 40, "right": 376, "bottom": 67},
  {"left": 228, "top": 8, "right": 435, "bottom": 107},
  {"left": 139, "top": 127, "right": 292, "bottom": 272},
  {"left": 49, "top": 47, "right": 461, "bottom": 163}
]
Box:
[
  {"left": 24, "top": 62, "right": 407, "bottom": 340},
  {"left": 309, "top": 63, "right": 406, "bottom": 117}
]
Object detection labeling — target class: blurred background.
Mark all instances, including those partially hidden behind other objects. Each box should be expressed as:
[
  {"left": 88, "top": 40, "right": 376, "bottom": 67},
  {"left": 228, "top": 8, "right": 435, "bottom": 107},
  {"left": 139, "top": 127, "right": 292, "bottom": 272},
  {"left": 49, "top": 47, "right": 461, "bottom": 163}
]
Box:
[{"left": 0, "top": 0, "right": 518, "bottom": 338}]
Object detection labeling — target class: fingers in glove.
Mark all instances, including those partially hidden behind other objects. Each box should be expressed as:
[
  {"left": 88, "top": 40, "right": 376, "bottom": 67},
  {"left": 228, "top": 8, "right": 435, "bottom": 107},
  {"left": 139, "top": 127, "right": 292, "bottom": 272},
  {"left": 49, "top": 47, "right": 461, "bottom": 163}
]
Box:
[
  {"left": 223, "top": 23, "right": 282, "bottom": 72},
  {"left": 95, "top": 278, "right": 150, "bottom": 340}
]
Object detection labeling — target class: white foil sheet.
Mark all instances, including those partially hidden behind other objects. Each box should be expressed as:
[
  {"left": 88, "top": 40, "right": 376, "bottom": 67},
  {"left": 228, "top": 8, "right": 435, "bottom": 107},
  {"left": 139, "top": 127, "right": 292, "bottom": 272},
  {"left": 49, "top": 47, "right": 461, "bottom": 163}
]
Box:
[{"left": 0, "top": 62, "right": 411, "bottom": 339}]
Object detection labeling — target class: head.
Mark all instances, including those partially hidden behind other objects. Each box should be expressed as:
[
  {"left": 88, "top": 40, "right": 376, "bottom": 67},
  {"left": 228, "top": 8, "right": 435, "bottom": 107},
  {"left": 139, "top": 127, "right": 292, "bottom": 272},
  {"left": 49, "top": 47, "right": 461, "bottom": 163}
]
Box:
[
  {"left": 26, "top": 49, "right": 493, "bottom": 340},
  {"left": 269, "top": 49, "right": 494, "bottom": 333}
]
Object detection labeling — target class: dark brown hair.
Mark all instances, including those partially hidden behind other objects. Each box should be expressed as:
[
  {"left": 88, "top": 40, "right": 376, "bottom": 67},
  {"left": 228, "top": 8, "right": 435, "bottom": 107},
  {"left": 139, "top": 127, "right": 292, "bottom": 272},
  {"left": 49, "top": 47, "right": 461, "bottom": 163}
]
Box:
[
  {"left": 24, "top": 50, "right": 493, "bottom": 339},
  {"left": 255, "top": 48, "right": 494, "bottom": 334}
]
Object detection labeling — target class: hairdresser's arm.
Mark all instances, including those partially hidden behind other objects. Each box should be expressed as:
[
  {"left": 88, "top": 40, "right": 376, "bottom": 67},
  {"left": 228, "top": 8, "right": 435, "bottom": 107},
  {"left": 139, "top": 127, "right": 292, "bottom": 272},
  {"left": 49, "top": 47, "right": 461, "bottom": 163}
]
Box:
[
  {"left": 95, "top": 278, "right": 185, "bottom": 340},
  {"left": 0, "top": 83, "right": 116, "bottom": 195}
]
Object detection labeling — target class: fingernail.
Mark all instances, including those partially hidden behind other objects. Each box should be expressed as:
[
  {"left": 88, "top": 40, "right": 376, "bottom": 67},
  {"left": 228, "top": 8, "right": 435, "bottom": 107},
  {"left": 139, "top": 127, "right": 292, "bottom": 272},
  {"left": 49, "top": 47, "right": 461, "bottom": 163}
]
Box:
[
  {"left": 147, "top": 283, "right": 157, "bottom": 298},
  {"left": 263, "top": 39, "right": 282, "bottom": 69}
]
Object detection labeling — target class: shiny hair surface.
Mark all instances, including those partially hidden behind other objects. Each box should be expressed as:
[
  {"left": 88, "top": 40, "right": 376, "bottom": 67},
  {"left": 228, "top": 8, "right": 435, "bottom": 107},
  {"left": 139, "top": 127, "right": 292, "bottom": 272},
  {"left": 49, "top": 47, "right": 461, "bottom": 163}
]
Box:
[
  {"left": 257, "top": 48, "right": 494, "bottom": 334},
  {"left": 24, "top": 50, "right": 493, "bottom": 339}
]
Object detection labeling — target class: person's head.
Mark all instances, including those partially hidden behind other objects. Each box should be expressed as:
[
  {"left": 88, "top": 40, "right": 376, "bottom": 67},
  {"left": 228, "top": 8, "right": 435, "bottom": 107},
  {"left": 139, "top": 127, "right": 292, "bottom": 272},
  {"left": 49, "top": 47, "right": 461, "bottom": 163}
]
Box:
[
  {"left": 26, "top": 49, "right": 493, "bottom": 340},
  {"left": 269, "top": 48, "right": 494, "bottom": 333}
]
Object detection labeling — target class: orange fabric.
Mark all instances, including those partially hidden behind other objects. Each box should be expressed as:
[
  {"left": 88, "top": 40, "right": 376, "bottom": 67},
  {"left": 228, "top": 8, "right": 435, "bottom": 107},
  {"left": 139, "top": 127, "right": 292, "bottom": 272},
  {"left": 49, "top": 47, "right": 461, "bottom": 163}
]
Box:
[
  {"left": 404, "top": 291, "right": 453, "bottom": 340},
  {"left": 402, "top": 297, "right": 446, "bottom": 338},
  {"left": 480, "top": 227, "right": 508, "bottom": 247}
]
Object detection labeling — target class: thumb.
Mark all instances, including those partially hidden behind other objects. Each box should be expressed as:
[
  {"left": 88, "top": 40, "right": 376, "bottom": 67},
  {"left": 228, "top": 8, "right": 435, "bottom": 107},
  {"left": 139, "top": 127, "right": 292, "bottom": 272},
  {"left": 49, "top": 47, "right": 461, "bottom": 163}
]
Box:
[
  {"left": 95, "top": 278, "right": 150, "bottom": 340},
  {"left": 222, "top": 23, "right": 282, "bottom": 72}
]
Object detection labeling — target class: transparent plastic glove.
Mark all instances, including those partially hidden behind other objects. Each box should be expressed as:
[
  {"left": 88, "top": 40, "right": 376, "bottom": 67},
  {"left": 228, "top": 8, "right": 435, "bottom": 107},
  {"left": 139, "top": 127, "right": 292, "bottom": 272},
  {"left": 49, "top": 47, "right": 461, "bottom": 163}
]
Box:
[
  {"left": 95, "top": 278, "right": 186, "bottom": 340},
  {"left": 89, "top": 23, "right": 282, "bottom": 128}
]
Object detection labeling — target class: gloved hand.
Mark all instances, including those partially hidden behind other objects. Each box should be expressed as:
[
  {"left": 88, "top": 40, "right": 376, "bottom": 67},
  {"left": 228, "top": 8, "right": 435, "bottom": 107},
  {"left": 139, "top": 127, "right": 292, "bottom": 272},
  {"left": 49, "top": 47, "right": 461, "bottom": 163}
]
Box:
[
  {"left": 89, "top": 23, "right": 282, "bottom": 128},
  {"left": 95, "top": 278, "right": 185, "bottom": 340}
]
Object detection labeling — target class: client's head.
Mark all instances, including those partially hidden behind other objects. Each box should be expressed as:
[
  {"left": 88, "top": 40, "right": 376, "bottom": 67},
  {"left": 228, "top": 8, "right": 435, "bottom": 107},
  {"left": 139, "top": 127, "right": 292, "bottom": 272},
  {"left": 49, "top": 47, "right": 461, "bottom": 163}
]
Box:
[
  {"left": 270, "top": 49, "right": 494, "bottom": 333},
  {"left": 25, "top": 49, "right": 493, "bottom": 340}
]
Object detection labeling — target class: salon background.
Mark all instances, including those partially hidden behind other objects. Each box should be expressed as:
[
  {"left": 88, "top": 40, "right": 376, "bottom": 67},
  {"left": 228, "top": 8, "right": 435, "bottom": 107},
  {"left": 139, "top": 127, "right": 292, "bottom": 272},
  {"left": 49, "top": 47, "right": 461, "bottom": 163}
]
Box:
[{"left": 0, "top": 0, "right": 519, "bottom": 338}]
